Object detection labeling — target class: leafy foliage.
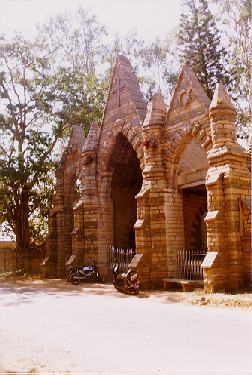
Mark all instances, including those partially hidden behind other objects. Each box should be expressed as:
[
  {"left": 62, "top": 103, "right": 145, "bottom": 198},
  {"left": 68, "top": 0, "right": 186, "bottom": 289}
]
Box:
[
  {"left": 0, "top": 35, "right": 63, "bottom": 250},
  {"left": 0, "top": 12, "right": 108, "bottom": 251}
]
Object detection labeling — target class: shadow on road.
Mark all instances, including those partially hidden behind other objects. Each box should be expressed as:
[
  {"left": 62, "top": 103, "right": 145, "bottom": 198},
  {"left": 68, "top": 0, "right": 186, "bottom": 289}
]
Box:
[{"left": 0, "top": 278, "right": 186, "bottom": 307}]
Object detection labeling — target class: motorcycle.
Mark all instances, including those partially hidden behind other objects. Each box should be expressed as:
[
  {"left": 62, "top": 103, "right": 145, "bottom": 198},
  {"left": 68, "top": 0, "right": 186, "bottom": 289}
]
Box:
[
  {"left": 69, "top": 261, "right": 104, "bottom": 285},
  {"left": 112, "top": 264, "right": 140, "bottom": 295}
]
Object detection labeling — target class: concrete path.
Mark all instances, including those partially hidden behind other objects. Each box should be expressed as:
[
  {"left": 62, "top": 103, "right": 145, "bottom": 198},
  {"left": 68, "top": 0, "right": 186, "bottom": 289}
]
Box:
[{"left": 0, "top": 280, "right": 251, "bottom": 374}]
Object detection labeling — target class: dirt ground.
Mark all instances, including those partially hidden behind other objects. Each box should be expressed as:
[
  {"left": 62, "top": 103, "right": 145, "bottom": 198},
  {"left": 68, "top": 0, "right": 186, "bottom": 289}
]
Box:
[{"left": 0, "top": 277, "right": 252, "bottom": 374}]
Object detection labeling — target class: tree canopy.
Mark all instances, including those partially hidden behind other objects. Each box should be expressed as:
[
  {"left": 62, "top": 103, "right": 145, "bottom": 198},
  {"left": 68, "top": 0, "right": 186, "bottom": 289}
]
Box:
[{"left": 0, "top": 13, "right": 108, "bottom": 255}]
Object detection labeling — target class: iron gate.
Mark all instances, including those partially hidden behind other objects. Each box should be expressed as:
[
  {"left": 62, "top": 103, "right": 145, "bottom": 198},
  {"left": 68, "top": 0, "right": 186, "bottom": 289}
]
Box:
[
  {"left": 107, "top": 245, "right": 135, "bottom": 281},
  {"left": 177, "top": 249, "right": 206, "bottom": 280}
]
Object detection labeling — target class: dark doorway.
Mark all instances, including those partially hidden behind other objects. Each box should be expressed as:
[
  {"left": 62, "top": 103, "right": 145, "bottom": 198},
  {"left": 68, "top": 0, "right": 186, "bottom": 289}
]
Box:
[
  {"left": 109, "top": 134, "right": 142, "bottom": 249},
  {"left": 182, "top": 184, "right": 207, "bottom": 253}
]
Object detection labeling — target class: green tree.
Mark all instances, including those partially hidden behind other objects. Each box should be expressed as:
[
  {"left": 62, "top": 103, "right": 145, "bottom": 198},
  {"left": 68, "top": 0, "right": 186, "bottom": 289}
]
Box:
[
  {"left": 179, "top": 0, "right": 230, "bottom": 98},
  {"left": 0, "top": 9, "right": 109, "bottom": 261},
  {"left": 38, "top": 7, "right": 108, "bottom": 74},
  {"left": 0, "top": 35, "right": 61, "bottom": 261},
  {"left": 0, "top": 32, "right": 106, "bottom": 263},
  {"left": 140, "top": 33, "right": 180, "bottom": 101},
  {"left": 37, "top": 9, "right": 108, "bottom": 134}
]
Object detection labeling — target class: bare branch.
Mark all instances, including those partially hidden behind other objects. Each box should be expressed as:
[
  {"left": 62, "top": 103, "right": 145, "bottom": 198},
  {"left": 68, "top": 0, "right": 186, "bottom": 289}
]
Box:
[{"left": 3, "top": 56, "right": 21, "bottom": 106}]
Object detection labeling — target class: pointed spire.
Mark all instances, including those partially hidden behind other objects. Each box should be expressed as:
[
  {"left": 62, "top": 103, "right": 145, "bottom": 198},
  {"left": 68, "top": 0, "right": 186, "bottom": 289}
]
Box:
[
  {"left": 153, "top": 91, "right": 167, "bottom": 112},
  {"left": 69, "top": 124, "right": 85, "bottom": 149},
  {"left": 181, "top": 65, "right": 210, "bottom": 108},
  {"left": 143, "top": 91, "right": 167, "bottom": 127},
  {"left": 82, "top": 122, "right": 100, "bottom": 152},
  {"left": 102, "top": 55, "right": 147, "bottom": 126},
  {"left": 210, "top": 82, "right": 236, "bottom": 112},
  {"left": 167, "top": 65, "right": 210, "bottom": 126},
  {"left": 116, "top": 54, "right": 132, "bottom": 67},
  {"left": 209, "top": 83, "right": 238, "bottom": 148}
]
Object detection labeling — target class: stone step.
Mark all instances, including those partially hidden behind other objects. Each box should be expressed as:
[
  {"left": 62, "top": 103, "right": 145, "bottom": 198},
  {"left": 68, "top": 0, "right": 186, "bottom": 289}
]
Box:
[{"left": 163, "top": 278, "right": 204, "bottom": 292}]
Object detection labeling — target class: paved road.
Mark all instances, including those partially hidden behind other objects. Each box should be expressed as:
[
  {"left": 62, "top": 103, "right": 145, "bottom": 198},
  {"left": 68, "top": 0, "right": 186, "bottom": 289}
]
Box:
[{"left": 0, "top": 280, "right": 251, "bottom": 374}]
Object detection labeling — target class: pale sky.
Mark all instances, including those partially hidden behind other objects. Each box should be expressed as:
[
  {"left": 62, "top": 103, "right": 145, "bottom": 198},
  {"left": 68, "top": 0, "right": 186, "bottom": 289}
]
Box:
[{"left": 0, "top": 0, "right": 181, "bottom": 41}]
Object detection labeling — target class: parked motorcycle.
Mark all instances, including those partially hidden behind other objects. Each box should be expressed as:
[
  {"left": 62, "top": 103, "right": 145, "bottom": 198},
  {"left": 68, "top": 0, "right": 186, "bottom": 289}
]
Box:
[
  {"left": 112, "top": 264, "right": 140, "bottom": 295},
  {"left": 69, "top": 261, "right": 104, "bottom": 285}
]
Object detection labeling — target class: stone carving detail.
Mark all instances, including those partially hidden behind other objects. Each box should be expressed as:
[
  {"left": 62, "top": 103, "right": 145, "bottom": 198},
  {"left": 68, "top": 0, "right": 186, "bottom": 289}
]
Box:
[{"left": 179, "top": 88, "right": 192, "bottom": 107}]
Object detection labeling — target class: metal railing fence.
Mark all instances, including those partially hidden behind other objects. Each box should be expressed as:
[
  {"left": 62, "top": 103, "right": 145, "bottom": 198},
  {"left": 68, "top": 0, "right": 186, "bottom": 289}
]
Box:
[
  {"left": 107, "top": 245, "right": 135, "bottom": 281},
  {"left": 177, "top": 249, "right": 206, "bottom": 280}
]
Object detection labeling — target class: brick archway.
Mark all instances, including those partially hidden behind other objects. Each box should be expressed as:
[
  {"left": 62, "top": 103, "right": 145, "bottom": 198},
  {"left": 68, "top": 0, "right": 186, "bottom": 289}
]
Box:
[
  {"left": 99, "top": 121, "right": 144, "bottom": 175},
  {"left": 97, "top": 123, "right": 144, "bottom": 278},
  {"left": 166, "top": 121, "right": 212, "bottom": 167},
  {"left": 45, "top": 140, "right": 83, "bottom": 277},
  {"left": 109, "top": 133, "right": 143, "bottom": 250}
]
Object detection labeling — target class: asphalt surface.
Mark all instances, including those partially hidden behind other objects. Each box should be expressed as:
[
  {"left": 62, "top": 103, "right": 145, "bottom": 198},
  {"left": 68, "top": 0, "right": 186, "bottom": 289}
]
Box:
[{"left": 0, "top": 280, "right": 251, "bottom": 374}]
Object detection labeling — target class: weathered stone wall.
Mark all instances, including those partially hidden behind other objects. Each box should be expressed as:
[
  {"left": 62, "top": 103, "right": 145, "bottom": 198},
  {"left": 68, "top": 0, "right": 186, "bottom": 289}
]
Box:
[
  {"left": 0, "top": 242, "right": 45, "bottom": 274},
  {"left": 42, "top": 125, "right": 85, "bottom": 277},
  {"left": 0, "top": 242, "right": 17, "bottom": 273},
  {"left": 241, "top": 199, "right": 251, "bottom": 287}
]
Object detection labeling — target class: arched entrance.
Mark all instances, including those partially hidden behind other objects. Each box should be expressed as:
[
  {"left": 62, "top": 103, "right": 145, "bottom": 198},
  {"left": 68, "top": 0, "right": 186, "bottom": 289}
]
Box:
[
  {"left": 176, "top": 138, "right": 208, "bottom": 280},
  {"left": 109, "top": 133, "right": 143, "bottom": 250}
]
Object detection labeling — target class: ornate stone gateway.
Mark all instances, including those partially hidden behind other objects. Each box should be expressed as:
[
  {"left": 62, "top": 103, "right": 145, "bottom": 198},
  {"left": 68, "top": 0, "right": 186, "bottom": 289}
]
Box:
[{"left": 43, "top": 56, "right": 251, "bottom": 293}]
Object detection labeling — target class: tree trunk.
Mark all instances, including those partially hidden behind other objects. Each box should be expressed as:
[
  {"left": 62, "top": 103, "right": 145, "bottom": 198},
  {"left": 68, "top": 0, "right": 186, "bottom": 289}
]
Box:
[{"left": 14, "top": 190, "right": 31, "bottom": 270}]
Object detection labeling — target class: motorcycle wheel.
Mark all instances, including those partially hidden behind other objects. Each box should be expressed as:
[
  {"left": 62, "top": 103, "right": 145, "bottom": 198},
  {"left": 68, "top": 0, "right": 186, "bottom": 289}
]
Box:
[
  {"left": 70, "top": 273, "right": 80, "bottom": 285},
  {"left": 67, "top": 273, "right": 73, "bottom": 282},
  {"left": 133, "top": 287, "right": 140, "bottom": 295},
  {"left": 97, "top": 273, "right": 104, "bottom": 283}
]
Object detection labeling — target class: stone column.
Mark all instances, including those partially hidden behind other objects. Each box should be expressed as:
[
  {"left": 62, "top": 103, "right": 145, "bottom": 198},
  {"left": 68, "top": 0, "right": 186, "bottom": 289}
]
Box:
[
  {"left": 97, "top": 171, "right": 114, "bottom": 279},
  {"left": 164, "top": 186, "right": 185, "bottom": 278},
  {"left": 135, "top": 92, "right": 168, "bottom": 287},
  {"left": 74, "top": 123, "right": 100, "bottom": 266},
  {"left": 203, "top": 83, "right": 251, "bottom": 292},
  {"left": 42, "top": 158, "right": 67, "bottom": 277}
]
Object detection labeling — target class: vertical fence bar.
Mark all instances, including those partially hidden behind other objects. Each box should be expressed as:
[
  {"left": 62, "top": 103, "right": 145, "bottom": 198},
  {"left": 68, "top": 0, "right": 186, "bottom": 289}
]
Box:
[
  {"left": 176, "top": 249, "right": 205, "bottom": 280},
  {"left": 107, "top": 245, "right": 136, "bottom": 281}
]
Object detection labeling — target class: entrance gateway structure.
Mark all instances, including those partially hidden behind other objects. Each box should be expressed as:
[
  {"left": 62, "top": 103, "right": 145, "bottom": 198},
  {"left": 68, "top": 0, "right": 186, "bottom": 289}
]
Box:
[{"left": 42, "top": 56, "right": 251, "bottom": 293}]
